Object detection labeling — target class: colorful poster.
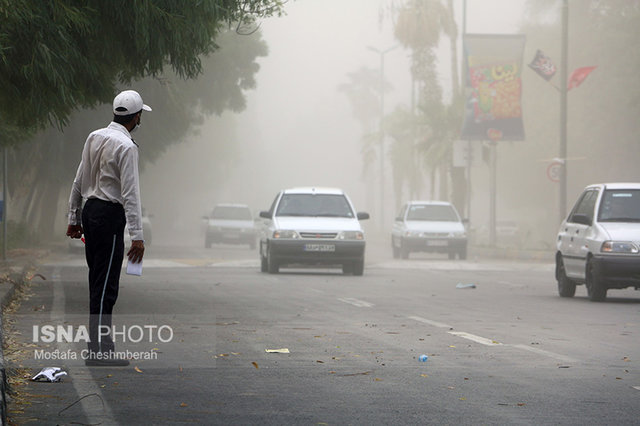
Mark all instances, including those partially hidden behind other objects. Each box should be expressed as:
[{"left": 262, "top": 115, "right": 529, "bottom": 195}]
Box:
[{"left": 461, "top": 34, "right": 526, "bottom": 141}]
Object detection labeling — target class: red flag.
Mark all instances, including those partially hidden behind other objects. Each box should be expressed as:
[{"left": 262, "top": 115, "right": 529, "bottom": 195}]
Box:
[{"left": 568, "top": 66, "right": 596, "bottom": 90}]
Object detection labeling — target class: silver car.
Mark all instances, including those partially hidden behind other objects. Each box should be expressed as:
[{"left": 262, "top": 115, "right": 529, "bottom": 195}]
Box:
[
  {"left": 204, "top": 204, "right": 257, "bottom": 249},
  {"left": 391, "top": 201, "right": 467, "bottom": 260},
  {"left": 556, "top": 183, "right": 640, "bottom": 301}
]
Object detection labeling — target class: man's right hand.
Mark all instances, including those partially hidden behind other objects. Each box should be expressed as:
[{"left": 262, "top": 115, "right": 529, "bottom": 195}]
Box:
[
  {"left": 66, "top": 225, "right": 83, "bottom": 239},
  {"left": 127, "top": 240, "right": 145, "bottom": 263}
]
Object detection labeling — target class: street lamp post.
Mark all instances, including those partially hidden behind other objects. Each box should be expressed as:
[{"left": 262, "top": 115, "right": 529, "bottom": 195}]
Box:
[
  {"left": 559, "top": 0, "right": 569, "bottom": 223},
  {"left": 368, "top": 45, "right": 397, "bottom": 232}
]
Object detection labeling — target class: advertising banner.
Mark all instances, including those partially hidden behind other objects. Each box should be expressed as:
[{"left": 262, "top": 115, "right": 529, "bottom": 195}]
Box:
[{"left": 461, "top": 34, "right": 526, "bottom": 141}]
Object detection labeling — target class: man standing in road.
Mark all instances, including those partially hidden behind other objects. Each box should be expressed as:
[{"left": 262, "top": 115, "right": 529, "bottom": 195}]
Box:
[{"left": 66, "top": 90, "right": 150, "bottom": 366}]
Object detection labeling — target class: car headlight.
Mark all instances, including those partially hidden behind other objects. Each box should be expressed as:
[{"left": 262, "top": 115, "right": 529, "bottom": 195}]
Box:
[
  {"left": 338, "top": 231, "right": 364, "bottom": 240},
  {"left": 450, "top": 231, "right": 466, "bottom": 238},
  {"left": 273, "top": 230, "right": 299, "bottom": 239},
  {"left": 601, "top": 241, "right": 639, "bottom": 254},
  {"left": 404, "top": 231, "right": 420, "bottom": 237}
]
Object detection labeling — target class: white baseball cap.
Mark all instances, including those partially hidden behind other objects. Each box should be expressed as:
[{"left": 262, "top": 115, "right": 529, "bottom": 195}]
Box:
[{"left": 113, "top": 90, "right": 152, "bottom": 116}]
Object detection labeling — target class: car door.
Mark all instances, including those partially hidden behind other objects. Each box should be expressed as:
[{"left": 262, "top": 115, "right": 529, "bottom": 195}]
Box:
[
  {"left": 392, "top": 204, "right": 408, "bottom": 247},
  {"left": 562, "top": 189, "right": 599, "bottom": 278}
]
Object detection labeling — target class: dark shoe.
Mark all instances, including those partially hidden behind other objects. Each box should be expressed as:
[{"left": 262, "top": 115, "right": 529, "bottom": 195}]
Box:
[{"left": 85, "top": 357, "right": 130, "bottom": 367}]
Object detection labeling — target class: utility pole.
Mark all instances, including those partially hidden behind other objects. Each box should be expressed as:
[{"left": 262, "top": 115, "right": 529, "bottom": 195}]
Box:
[
  {"left": 368, "top": 45, "right": 397, "bottom": 232},
  {"left": 559, "top": 0, "right": 569, "bottom": 223}
]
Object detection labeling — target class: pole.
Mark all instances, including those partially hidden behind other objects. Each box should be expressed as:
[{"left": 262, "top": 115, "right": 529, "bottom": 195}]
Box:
[
  {"left": 368, "top": 45, "right": 398, "bottom": 232},
  {"left": 489, "top": 142, "right": 497, "bottom": 247},
  {"left": 2, "top": 146, "right": 7, "bottom": 260},
  {"left": 559, "top": 0, "right": 569, "bottom": 223},
  {"left": 463, "top": 0, "right": 471, "bottom": 220},
  {"left": 379, "top": 50, "right": 385, "bottom": 232}
]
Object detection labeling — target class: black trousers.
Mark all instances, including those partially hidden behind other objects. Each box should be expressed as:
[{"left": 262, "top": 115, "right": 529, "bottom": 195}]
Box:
[{"left": 82, "top": 198, "right": 126, "bottom": 353}]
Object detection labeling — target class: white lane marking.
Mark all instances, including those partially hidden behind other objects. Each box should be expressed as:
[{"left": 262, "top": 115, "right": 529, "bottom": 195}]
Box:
[
  {"left": 51, "top": 267, "right": 116, "bottom": 424},
  {"left": 408, "top": 316, "right": 452, "bottom": 329},
  {"left": 338, "top": 298, "right": 374, "bottom": 308},
  {"left": 509, "top": 344, "right": 577, "bottom": 363},
  {"left": 408, "top": 315, "right": 577, "bottom": 362},
  {"left": 448, "top": 331, "right": 502, "bottom": 346}
]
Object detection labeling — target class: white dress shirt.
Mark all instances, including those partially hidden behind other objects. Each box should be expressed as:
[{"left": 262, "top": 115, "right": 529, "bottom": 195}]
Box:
[{"left": 68, "top": 122, "right": 144, "bottom": 241}]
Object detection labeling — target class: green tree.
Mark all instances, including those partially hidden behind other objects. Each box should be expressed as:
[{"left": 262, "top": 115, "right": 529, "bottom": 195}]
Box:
[
  {"left": 10, "top": 28, "right": 270, "bottom": 240},
  {"left": 392, "top": 0, "right": 452, "bottom": 203},
  {"left": 0, "top": 0, "right": 284, "bottom": 132}
]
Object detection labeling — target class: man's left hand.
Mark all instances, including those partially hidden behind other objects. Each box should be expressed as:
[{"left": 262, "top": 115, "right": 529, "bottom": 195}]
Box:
[{"left": 127, "top": 240, "right": 145, "bottom": 263}]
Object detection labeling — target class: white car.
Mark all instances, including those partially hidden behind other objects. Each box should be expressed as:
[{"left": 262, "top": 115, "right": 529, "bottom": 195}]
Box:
[
  {"left": 204, "top": 204, "right": 257, "bottom": 249},
  {"left": 556, "top": 182, "right": 640, "bottom": 301},
  {"left": 258, "top": 187, "right": 369, "bottom": 275},
  {"left": 391, "top": 201, "right": 467, "bottom": 259}
]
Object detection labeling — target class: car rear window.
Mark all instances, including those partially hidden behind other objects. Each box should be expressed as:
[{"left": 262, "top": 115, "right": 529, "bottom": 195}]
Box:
[
  {"left": 598, "top": 189, "right": 640, "bottom": 222},
  {"left": 276, "top": 194, "right": 354, "bottom": 218},
  {"left": 212, "top": 206, "right": 252, "bottom": 220},
  {"left": 407, "top": 205, "right": 459, "bottom": 222}
]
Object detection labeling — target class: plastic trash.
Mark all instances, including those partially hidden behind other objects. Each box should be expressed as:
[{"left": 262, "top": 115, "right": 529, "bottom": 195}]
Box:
[
  {"left": 456, "top": 283, "right": 476, "bottom": 289},
  {"left": 31, "top": 367, "right": 67, "bottom": 382},
  {"left": 418, "top": 354, "right": 428, "bottom": 362}
]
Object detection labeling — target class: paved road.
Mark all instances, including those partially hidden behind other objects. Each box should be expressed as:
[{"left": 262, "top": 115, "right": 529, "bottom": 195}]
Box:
[{"left": 7, "top": 241, "right": 640, "bottom": 425}]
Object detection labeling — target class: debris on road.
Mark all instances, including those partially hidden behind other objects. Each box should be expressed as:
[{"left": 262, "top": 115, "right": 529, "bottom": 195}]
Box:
[
  {"left": 265, "top": 348, "right": 290, "bottom": 354},
  {"left": 252, "top": 362, "right": 259, "bottom": 369},
  {"left": 418, "top": 354, "right": 428, "bottom": 362},
  {"left": 456, "top": 283, "right": 476, "bottom": 289},
  {"left": 31, "top": 367, "right": 67, "bottom": 382}
]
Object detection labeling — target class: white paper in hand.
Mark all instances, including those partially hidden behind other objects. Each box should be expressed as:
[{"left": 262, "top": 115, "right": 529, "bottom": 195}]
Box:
[{"left": 126, "top": 259, "right": 143, "bottom": 276}]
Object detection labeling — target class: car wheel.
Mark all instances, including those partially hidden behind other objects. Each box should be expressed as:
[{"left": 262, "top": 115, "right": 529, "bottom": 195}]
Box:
[
  {"left": 352, "top": 258, "right": 364, "bottom": 276},
  {"left": 458, "top": 247, "right": 467, "bottom": 260},
  {"left": 260, "top": 254, "right": 268, "bottom": 272},
  {"left": 392, "top": 238, "right": 400, "bottom": 259},
  {"left": 556, "top": 255, "right": 576, "bottom": 297},
  {"left": 342, "top": 263, "right": 354, "bottom": 275},
  {"left": 267, "top": 247, "right": 279, "bottom": 274},
  {"left": 400, "top": 242, "right": 410, "bottom": 259},
  {"left": 586, "top": 258, "right": 607, "bottom": 302}
]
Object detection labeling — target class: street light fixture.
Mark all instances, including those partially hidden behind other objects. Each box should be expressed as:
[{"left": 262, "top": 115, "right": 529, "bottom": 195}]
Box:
[{"left": 367, "top": 44, "right": 398, "bottom": 232}]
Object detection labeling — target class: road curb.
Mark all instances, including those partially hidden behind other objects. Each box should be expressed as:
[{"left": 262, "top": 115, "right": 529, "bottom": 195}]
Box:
[{"left": 0, "top": 264, "right": 33, "bottom": 426}]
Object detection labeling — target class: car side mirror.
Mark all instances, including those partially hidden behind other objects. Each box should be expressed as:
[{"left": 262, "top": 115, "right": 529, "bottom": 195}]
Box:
[
  {"left": 259, "top": 211, "right": 271, "bottom": 219},
  {"left": 462, "top": 218, "right": 469, "bottom": 224},
  {"left": 395, "top": 216, "right": 403, "bottom": 222},
  {"left": 357, "top": 212, "right": 370, "bottom": 220},
  {"left": 572, "top": 214, "right": 592, "bottom": 226}
]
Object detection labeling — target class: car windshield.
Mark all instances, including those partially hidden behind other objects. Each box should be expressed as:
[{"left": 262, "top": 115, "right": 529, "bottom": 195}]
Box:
[
  {"left": 276, "top": 194, "right": 354, "bottom": 218},
  {"left": 598, "top": 189, "right": 640, "bottom": 222},
  {"left": 212, "top": 206, "right": 252, "bottom": 220},
  {"left": 406, "top": 204, "right": 459, "bottom": 222}
]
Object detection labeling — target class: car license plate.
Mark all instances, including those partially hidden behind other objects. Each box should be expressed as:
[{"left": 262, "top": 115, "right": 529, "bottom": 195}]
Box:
[
  {"left": 427, "top": 240, "right": 448, "bottom": 247},
  {"left": 304, "top": 244, "right": 335, "bottom": 252}
]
